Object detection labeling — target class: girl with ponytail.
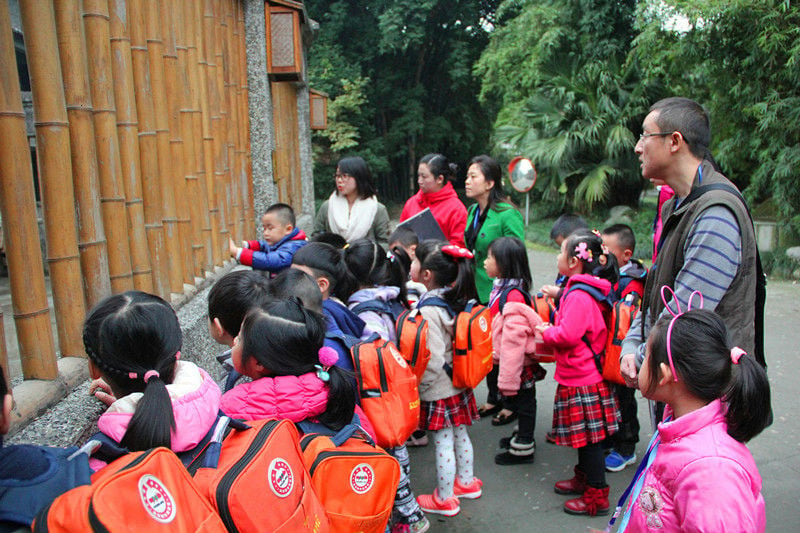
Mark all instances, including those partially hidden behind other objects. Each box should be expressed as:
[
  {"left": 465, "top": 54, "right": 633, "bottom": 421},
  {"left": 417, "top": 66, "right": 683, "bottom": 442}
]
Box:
[
  {"left": 83, "top": 291, "right": 222, "bottom": 469},
  {"left": 614, "top": 303, "right": 768, "bottom": 532}
]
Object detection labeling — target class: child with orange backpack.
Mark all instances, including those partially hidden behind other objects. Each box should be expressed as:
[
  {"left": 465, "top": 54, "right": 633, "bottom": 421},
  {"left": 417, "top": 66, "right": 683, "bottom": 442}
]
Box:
[
  {"left": 411, "top": 241, "right": 482, "bottom": 518},
  {"left": 485, "top": 237, "right": 547, "bottom": 465},
  {"left": 82, "top": 291, "right": 223, "bottom": 471},
  {"left": 343, "top": 240, "right": 429, "bottom": 533},
  {"left": 535, "top": 231, "right": 621, "bottom": 517}
]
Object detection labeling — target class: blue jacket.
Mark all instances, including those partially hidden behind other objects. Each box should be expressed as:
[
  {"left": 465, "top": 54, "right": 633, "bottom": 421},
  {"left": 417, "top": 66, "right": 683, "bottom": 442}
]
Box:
[{"left": 238, "top": 228, "right": 308, "bottom": 273}]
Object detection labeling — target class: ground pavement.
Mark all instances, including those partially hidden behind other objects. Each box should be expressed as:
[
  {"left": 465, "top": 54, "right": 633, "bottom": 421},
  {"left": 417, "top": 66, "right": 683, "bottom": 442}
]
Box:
[{"left": 407, "top": 245, "right": 799, "bottom": 532}]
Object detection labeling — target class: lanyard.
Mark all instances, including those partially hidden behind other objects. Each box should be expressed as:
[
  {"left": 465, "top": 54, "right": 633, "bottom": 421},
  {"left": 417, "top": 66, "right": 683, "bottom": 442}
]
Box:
[{"left": 604, "top": 425, "right": 665, "bottom": 532}]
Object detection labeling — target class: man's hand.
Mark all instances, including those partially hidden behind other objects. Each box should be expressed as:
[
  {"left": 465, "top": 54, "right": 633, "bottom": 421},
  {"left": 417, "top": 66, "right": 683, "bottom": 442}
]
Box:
[
  {"left": 620, "top": 353, "right": 639, "bottom": 389},
  {"left": 540, "top": 285, "right": 560, "bottom": 299},
  {"left": 229, "top": 238, "right": 239, "bottom": 258}
]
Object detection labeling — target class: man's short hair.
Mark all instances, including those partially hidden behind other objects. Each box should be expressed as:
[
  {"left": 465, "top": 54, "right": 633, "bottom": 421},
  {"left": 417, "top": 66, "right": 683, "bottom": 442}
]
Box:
[
  {"left": 265, "top": 203, "right": 296, "bottom": 226},
  {"left": 603, "top": 223, "right": 636, "bottom": 253},
  {"left": 649, "top": 97, "right": 711, "bottom": 160},
  {"left": 208, "top": 270, "right": 272, "bottom": 336},
  {"left": 550, "top": 214, "right": 588, "bottom": 241},
  {"left": 389, "top": 226, "right": 419, "bottom": 248}
]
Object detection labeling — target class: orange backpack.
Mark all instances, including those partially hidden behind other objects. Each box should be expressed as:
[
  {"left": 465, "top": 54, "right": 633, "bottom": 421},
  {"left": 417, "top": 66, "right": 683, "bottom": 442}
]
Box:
[
  {"left": 532, "top": 292, "right": 557, "bottom": 323},
  {"left": 418, "top": 298, "right": 493, "bottom": 389},
  {"left": 351, "top": 335, "right": 421, "bottom": 448},
  {"left": 394, "top": 308, "right": 431, "bottom": 381},
  {"left": 299, "top": 424, "right": 400, "bottom": 533},
  {"left": 33, "top": 447, "right": 228, "bottom": 533},
  {"left": 191, "top": 417, "right": 329, "bottom": 533}
]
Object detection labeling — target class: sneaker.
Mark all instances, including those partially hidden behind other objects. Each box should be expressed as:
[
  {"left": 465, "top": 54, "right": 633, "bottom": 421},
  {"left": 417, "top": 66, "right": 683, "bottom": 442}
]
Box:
[
  {"left": 417, "top": 489, "right": 460, "bottom": 516},
  {"left": 406, "top": 430, "right": 429, "bottom": 447},
  {"left": 409, "top": 517, "right": 430, "bottom": 533},
  {"left": 453, "top": 477, "right": 483, "bottom": 499},
  {"left": 605, "top": 451, "right": 637, "bottom": 472},
  {"left": 545, "top": 431, "right": 556, "bottom": 444}
]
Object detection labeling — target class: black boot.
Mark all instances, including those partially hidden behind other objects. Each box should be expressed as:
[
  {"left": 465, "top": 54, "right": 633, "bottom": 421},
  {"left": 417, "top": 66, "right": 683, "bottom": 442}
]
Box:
[{"left": 495, "top": 437, "right": 535, "bottom": 465}]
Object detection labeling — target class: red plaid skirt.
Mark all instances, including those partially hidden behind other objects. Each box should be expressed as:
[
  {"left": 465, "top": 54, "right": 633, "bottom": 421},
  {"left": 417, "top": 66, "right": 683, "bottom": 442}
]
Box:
[
  {"left": 551, "top": 381, "right": 620, "bottom": 448},
  {"left": 420, "top": 390, "right": 479, "bottom": 431}
]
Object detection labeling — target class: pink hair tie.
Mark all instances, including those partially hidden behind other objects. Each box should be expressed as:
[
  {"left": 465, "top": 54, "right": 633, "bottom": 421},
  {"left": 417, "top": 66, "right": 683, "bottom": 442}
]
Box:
[
  {"left": 143, "top": 370, "right": 160, "bottom": 383},
  {"left": 318, "top": 346, "right": 339, "bottom": 367},
  {"left": 730, "top": 347, "right": 745, "bottom": 365}
]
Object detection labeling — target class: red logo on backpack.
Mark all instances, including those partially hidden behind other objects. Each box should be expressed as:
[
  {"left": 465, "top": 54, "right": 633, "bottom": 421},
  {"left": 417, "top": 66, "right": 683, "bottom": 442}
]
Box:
[
  {"left": 138, "top": 474, "right": 176, "bottom": 523},
  {"left": 268, "top": 458, "right": 295, "bottom": 498},
  {"left": 350, "top": 463, "right": 375, "bottom": 494}
]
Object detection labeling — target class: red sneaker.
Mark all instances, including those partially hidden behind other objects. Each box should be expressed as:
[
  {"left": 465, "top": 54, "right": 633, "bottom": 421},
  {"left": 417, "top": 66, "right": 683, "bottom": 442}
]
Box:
[
  {"left": 453, "top": 477, "right": 483, "bottom": 499},
  {"left": 417, "top": 489, "right": 460, "bottom": 516}
]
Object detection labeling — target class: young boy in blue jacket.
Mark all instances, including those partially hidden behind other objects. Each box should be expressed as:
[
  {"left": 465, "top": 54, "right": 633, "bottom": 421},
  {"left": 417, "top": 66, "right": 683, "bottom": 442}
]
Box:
[{"left": 229, "top": 203, "right": 308, "bottom": 275}]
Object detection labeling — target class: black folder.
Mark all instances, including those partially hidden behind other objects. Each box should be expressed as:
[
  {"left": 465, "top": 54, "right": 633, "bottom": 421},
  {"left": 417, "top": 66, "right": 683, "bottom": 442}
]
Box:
[{"left": 396, "top": 208, "right": 447, "bottom": 242}]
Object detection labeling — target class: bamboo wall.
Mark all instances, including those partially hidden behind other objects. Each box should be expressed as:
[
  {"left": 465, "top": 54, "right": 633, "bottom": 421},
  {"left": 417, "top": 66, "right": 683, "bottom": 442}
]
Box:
[{"left": 0, "top": 0, "right": 253, "bottom": 381}]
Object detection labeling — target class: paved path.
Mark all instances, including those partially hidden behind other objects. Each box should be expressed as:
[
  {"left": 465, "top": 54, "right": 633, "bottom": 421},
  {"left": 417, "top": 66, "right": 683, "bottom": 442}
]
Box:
[{"left": 407, "top": 246, "right": 800, "bottom": 532}]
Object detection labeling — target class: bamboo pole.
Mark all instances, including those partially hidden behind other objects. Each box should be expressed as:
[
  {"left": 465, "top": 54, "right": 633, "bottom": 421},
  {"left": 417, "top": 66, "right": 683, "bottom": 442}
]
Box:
[
  {"left": 145, "top": 0, "right": 185, "bottom": 294},
  {"left": 239, "top": 3, "right": 255, "bottom": 231},
  {"left": 83, "top": 0, "right": 135, "bottom": 294},
  {"left": 107, "top": 0, "right": 154, "bottom": 294},
  {"left": 19, "top": 0, "right": 87, "bottom": 362},
  {"left": 0, "top": 311, "right": 8, "bottom": 391},
  {"left": 176, "top": 0, "right": 208, "bottom": 277},
  {"left": 183, "top": 0, "right": 213, "bottom": 273},
  {"left": 159, "top": 0, "right": 195, "bottom": 285},
  {"left": 0, "top": 0, "right": 58, "bottom": 379},
  {"left": 126, "top": 0, "right": 171, "bottom": 299},
  {"left": 54, "top": 0, "right": 112, "bottom": 309},
  {"left": 224, "top": 0, "right": 243, "bottom": 243},
  {"left": 231, "top": 0, "right": 249, "bottom": 237},
  {"left": 198, "top": 0, "right": 222, "bottom": 266},
  {"left": 213, "top": 0, "right": 233, "bottom": 248}
]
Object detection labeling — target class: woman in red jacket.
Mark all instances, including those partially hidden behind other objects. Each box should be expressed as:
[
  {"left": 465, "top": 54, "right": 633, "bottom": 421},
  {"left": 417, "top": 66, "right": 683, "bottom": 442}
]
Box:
[{"left": 400, "top": 153, "right": 468, "bottom": 246}]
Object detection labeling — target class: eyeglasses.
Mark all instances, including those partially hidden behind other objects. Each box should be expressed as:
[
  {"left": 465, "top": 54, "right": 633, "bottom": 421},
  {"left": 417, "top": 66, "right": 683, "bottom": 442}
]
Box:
[
  {"left": 638, "top": 131, "right": 675, "bottom": 142},
  {"left": 334, "top": 173, "right": 353, "bottom": 182}
]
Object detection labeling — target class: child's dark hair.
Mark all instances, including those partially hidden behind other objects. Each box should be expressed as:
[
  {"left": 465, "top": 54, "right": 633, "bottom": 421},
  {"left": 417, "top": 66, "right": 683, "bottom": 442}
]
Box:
[
  {"left": 312, "top": 232, "right": 348, "bottom": 249},
  {"left": 416, "top": 240, "right": 477, "bottom": 312},
  {"left": 240, "top": 299, "right": 355, "bottom": 430},
  {"left": 337, "top": 156, "right": 377, "bottom": 199},
  {"left": 343, "top": 239, "right": 409, "bottom": 307},
  {"left": 292, "top": 242, "right": 354, "bottom": 301},
  {"left": 646, "top": 310, "right": 771, "bottom": 442},
  {"left": 83, "top": 291, "right": 180, "bottom": 452},
  {"left": 550, "top": 214, "right": 588, "bottom": 241},
  {"left": 563, "top": 230, "right": 619, "bottom": 284},
  {"left": 208, "top": 270, "right": 272, "bottom": 337},
  {"left": 487, "top": 237, "right": 532, "bottom": 293},
  {"left": 265, "top": 202, "right": 296, "bottom": 226},
  {"left": 420, "top": 153, "right": 457, "bottom": 184},
  {"left": 468, "top": 155, "right": 509, "bottom": 211},
  {"left": 270, "top": 268, "right": 323, "bottom": 313},
  {"left": 390, "top": 245, "right": 412, "bottom": 279},
  {"left": 602, "top": 223, "right": 636, "bottom": 254},
  {"left": 388, "top": 226, "right": 418, "bottom": 248}
]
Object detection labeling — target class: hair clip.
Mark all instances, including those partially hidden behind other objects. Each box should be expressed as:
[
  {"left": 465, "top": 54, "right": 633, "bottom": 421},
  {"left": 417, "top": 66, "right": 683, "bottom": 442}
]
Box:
[
  {"left": 574, "top": 242, "right": 593, "bottom": 262},
  {"left": 661, "top": 286, "right": 705, "bottom": 382},
  {"left": 386, "top": 249, "right": 396, "bottom": 263},
  {"left": 591, "top": 229, "right": 602, "bottom": 238},
  {"left": 442, "top": 244, "right": 474, "bottom": 260},
  {"left": 730, "top": 347, "right": 745, "bottom": 365},
  {"left": 314, "top": 364, "right": 330, "bottom": 382},
  {"left": 318, "top": 346, "right": 339, "bottom": 367}
]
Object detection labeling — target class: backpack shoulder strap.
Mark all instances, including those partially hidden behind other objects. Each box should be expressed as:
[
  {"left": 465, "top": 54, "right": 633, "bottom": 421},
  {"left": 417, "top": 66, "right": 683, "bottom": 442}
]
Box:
[
  {"left": 417, "top": 296, "right": 456, "bottom": 318},
  {"left": 498, "top": 287, "right": 532, "bottom": 313},
  {"left": 562, "top": 282, "right": 613, "bottom": 308},
  {"left": 351, "top": 300, "right": 391, "bottom": 317}
]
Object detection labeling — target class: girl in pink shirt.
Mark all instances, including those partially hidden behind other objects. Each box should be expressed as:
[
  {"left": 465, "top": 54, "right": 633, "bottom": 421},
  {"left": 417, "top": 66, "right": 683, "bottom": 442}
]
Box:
[
  {"left": 611, "top": 303, "right": 769, "bottom": 532},
  {"left": 536, "top": 231, "right": 620, "bottom": 517}
]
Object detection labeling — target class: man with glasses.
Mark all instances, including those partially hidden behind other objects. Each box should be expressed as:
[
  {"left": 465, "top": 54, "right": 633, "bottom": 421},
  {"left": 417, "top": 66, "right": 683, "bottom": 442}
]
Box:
[{"left": 619, "top": 97, "right": 761, "bottom": 409}]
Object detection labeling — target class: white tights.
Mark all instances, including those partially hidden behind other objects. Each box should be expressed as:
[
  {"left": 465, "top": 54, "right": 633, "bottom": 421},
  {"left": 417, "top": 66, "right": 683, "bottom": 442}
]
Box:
[{"left": 431, "top": 424, "right": 474, "bottom": 499}]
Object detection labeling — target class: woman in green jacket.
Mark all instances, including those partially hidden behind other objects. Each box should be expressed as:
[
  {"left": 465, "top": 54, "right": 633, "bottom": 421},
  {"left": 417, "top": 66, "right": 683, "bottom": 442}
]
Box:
[{"left": 464, "top": 154, "right": 524, "bottom": 424}]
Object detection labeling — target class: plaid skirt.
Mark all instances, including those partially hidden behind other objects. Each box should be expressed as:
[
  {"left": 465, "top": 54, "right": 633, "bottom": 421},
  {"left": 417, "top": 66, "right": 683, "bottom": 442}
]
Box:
[
  {"left": 519, "top": 362, "right": 547, "bottom": 391},
  {"left": 551, "top": 381, "right": 620, "bottom": 448},
  {"left": 420, "top": 390, "right": 479, "bottom": 431}
]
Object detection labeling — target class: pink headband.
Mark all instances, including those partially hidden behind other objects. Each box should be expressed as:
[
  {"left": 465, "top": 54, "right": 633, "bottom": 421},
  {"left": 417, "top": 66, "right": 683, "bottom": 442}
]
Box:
[{"left": 661, "top": 286, "right": 704, "bottom": 382}]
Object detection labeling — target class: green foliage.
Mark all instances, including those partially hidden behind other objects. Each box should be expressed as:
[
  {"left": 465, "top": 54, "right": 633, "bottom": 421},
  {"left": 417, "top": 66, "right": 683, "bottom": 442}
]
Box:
[
  {"left": 631, "top": 0, "right": 800, "bottom": 236},
  {"left": 477, "top": 0, "right": 649, "bottom": 211}
]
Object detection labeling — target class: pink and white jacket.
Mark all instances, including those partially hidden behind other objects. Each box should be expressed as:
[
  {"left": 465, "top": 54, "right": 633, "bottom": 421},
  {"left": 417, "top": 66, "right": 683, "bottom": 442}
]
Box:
[
  {"left": 91, "top": 361, "right": 221, "bottom": 470},
  {"left": 491, "top": 299, "right": 544, "bottom": 396},
  {"left": 541, "top": 274, "right": 610, "bottom": 387},
  {"left": 626, "top": 399, "right": 765, "bottom": 532},
  {"left": 220, "top": 372, "right": 377, "bottom": 440}
]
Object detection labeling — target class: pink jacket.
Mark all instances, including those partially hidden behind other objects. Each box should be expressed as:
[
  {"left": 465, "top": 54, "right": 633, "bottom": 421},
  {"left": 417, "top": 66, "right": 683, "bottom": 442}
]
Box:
[
  {"left": 92, "top": 361, "right": 221, "bottom": 470},
  {"left": 541, "top": 274, "right": 610, "bottom": 386},
  {"left": 220, "top": 372, "right": 377, "bottom": 440},
  {"left": 400, "top": 182, "right": 467, "bottom": 246},
  {"left": 627, "top": 400, "right": 765, "bottom": 532},
  {"left": 492, "top": 300, "right": 544, "bottom": 396}
]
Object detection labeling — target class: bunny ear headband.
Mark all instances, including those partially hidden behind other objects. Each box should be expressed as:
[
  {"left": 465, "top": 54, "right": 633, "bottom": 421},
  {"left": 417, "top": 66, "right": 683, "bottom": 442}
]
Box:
[{"left": 660, "top": 286, "right": 704, "bottom": 382}]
